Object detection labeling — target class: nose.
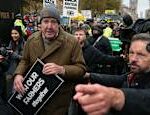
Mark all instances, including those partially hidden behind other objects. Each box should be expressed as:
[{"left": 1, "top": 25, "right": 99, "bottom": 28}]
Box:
[
  {"left": 129, "top": 54, "right": 138, "bottom": 63},
  {"left": 77, "top": 35, "right": 80, "bottom": 38},
  {"left": 48, "top": 23, "right": 52, "bottom": 28},
  {"left": 46, "top": 22, "right": 53, "bottom": 28}
]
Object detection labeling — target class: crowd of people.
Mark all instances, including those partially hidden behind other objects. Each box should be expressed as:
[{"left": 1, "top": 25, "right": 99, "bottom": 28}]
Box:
[{"left": 0, "top": 4, "right": 150, "bottom": 115}]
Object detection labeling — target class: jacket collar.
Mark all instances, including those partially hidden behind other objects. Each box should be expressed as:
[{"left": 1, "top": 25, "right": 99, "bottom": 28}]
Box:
[{"left": 32, "top": 27, "right": 65, "bottom": 60}]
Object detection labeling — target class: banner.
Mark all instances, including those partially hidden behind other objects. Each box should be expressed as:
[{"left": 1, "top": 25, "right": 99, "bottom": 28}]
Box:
[
  {"left": 108, "top": 37, "right": 122, "bottom": 52},
  {"left": 63, "top": 0, "right": 79, "bottom": 17},
  {"left": 8, "top": 58, "right": 64, "bottom": 115},
  {"left": 81, "top": 10, "right": 92, "bottom": 19},
  {"left": 43, "top": 0, "right": 56, "bottom": 7},
  {"left": 60, "top": 16, "right": 70, "bottom": 26}
]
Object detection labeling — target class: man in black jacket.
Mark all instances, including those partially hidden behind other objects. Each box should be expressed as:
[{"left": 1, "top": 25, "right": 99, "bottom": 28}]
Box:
[
  {"left": 74, "top": 33, "right": 150, "bottom": 115},
  {"left": 87, "top": 25, "right": 119, "bottom": 74},
  {"left": 74, "top": 27, "right": 124, "bottom": 73},
  {"left": 88, "top": 25, "right": 112, "bottom": 55}
]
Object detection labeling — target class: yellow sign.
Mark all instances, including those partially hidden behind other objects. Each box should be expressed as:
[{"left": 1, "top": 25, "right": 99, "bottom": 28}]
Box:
[
  {"left": 105, "top": 10, "right": 116, "bottom": 14},
  {"left": 71, "top": 13, "right": 86, "bottom": 21}
]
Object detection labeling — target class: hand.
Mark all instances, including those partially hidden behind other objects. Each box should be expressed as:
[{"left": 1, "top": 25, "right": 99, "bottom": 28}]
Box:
[
  {"left": 73, "top": 84, "right": 125, "bottom": 115},
  {"left": 42, "top": 63, "right": 65, "bottom": 75},
  {"left": 13, "top": 75, "right": 25, "bottom": 95}
]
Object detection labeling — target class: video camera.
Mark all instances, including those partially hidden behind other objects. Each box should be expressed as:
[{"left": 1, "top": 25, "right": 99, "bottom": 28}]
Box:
[{"left": 0, "top": 47, "right": 11, "bottom": 57}]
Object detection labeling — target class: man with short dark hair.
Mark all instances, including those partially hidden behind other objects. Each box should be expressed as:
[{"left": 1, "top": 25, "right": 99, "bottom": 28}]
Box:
[
  {"left": 74, "top": 27, "right": 124, "bottom": 73},
  {"left": 74, "top": 33, "right": 150, "bottom": 115}
]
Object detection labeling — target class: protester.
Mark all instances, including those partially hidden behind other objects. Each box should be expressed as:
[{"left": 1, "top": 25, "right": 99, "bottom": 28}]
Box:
[
  {"left": 103, "top": 22, "right": 113, "bottom": 38},
  {"left": 74, "top": 27, "right": 124, "bottom": 73},
  {"left": 88, "top": 25, "right": 112, "bottom": 55},
  {"left": 14, "top": 13, "right": 27, "bottom": 37},
  {"left": 81, "top": 24, "right": 92, "bottom": 37},
  {"left": 74, "top": 33, "right": 150, "bottom": 115},
  {"left": 26, "top": 21, "right": 35, "bottom": 37},
  {"left": 87, "top": 25, "right": 116, "bottom": 74},
  {"left": 6, "top": 26, "right": 25, "bottom": 98},
  {"left": 13, "top": 5, "right": 86, "bottom": 115}
]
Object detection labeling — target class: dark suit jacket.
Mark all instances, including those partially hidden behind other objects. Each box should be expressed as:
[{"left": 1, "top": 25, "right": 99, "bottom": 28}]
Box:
[
  {"left": 90, "top": 72, "right": 150, "bottom": 115},
  {"left": 87, "top": 36, "right": 112, "bottom": 55}
]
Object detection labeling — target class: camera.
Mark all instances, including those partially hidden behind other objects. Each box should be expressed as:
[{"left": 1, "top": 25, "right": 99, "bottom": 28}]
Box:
[{"left": 0, "top": 47, "right": 11, "bottom": 57}]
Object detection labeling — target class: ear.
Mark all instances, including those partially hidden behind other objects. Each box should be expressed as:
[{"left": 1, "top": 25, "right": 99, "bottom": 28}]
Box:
[{"left": 146, "top": 43, "right": 150, "bottom": 52}]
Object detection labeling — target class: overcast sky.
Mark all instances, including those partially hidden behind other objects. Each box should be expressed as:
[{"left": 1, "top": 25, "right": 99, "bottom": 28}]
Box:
[{"left": 122, "top": 0, "right": 149, "bottom": 17}]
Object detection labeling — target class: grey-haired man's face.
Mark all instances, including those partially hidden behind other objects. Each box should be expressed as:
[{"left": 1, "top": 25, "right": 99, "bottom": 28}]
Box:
[{"left": 40, "top": 17, "right": 59, "bottom": 40}]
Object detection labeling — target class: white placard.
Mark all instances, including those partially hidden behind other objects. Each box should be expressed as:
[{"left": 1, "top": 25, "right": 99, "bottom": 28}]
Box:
[
  {"left": 81, "top": 10, "right": 92, "bottom": 19},
  {"left": 43, "top": 0, "right": 56, "bottom": 7},
  {"left": 63, "top": 0, "right": 79, "bottom": 17}
]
